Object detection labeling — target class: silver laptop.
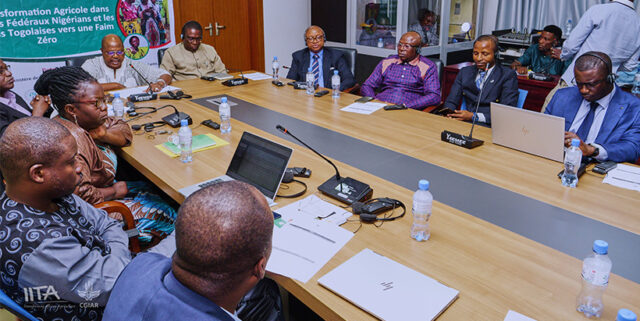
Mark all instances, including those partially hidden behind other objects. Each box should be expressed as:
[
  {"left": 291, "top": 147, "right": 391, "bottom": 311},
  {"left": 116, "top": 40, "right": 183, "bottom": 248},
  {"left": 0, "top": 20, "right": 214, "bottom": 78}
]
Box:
[
  {"left": 179, "top": 131, "right": 293, "bottom": 206},
  {"left": 491, "top": 102, "right": 565, "bottom": 162}
]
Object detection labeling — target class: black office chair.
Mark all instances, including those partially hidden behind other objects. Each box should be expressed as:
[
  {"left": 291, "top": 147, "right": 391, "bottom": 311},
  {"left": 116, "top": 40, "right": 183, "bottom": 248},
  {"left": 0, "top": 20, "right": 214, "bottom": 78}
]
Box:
[
  {"left": 325, "top": 46, "right": 358, "bottom": 93},
  {"left": 65, "top": 54, "right": 102, "bottom": 67},
  {"left": 427, "top": 57, "right": 443, "bottom": 85},
  {"left": 157, "top": 48, "right": 168, "bottom": 65}
]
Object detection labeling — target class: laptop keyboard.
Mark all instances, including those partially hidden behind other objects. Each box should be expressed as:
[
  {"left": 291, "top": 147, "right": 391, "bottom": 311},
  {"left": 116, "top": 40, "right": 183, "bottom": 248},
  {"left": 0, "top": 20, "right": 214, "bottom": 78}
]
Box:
[{"left": 198, "top": 178, "right": 224, "bottom": 188}]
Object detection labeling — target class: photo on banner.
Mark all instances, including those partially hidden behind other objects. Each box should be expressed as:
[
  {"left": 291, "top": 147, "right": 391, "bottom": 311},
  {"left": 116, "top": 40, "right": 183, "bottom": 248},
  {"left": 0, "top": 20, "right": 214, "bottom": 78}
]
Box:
[{"left": 0, "top": 0, "right": 175, "bottom": 98}]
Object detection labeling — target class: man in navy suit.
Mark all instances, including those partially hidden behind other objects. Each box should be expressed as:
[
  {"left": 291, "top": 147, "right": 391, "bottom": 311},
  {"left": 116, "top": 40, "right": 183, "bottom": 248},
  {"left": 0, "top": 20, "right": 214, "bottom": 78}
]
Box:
[
  {"left": 286, "top": 25, "right": 356, "bottom": 91},
  {"left": 442, "top": 35, "right": 519, "bottom": 126},
  {"left": 545, "top": 52, "right": 640, "bottom": 163}
]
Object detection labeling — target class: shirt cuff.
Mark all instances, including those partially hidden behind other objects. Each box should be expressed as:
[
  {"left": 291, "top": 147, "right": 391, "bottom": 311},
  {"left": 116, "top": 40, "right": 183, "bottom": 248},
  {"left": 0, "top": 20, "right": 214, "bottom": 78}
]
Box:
[
  {"left": 476, "top": 112, "right": 486, "bottom": 123},
  {"left": 592, "top": 143, "right": 608, "bottom": 162}
]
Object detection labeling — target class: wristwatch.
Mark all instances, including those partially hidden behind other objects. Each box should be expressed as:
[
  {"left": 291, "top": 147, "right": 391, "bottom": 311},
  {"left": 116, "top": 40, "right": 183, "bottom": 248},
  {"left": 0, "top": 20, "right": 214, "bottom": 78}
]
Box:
[{"left": 589, "top": 144, "right": 600, "bottom": 157}]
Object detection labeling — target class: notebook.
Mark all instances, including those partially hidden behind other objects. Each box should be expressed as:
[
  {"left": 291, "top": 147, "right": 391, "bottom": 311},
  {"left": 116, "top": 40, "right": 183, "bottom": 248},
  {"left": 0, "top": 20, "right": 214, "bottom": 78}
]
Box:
[
  {"left": 318, "top": 249, "right": 459, "bottom": 321},
  {"left": 179, "top": 131, "right": 292, "bottom": 206},
  {"left": 491, "top": 102, "right": 565, "bottom": 162}
]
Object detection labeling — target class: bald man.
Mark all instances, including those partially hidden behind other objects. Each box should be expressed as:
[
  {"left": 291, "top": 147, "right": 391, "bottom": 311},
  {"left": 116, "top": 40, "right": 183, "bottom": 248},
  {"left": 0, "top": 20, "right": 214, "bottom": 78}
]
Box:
[
  {"left": 82, "top": 34, "right": 171, "bottom": 92},
  {"left": 103, "top": 181, "right": 280, "bottom": 321},
  {"left": 361, "top": 31, "right": 441, "bottom": 110},
  {"left": 0, "top": 117, "right": 175, "bottom": 320},
  {"left": 286, "top": 25, "right": 355, "bottom": 90}
]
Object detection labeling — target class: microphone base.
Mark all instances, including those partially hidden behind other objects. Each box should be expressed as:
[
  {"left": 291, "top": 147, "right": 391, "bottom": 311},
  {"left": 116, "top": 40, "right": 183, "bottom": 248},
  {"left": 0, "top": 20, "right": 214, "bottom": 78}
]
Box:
[
  {"left": 222, "top": 78, "right": 248, "bottom": 86},
  {"left": 128, "top": 93, "right": 157, "bottom": 102},
  {"left": 441, "top": 130, "right": 484, "bottom": 149},
  {"left": 318, "top": 175, "right": 373, "bottom": 205},
  {"left": 162, "top": 112, "right": 192, "bottom": 128}
]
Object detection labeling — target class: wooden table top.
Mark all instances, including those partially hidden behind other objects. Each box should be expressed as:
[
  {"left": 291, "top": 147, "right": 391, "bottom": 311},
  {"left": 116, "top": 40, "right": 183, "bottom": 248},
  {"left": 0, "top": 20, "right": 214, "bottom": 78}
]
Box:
[{"left": 118, "top": 75, "right": 640, "bottom": 320}]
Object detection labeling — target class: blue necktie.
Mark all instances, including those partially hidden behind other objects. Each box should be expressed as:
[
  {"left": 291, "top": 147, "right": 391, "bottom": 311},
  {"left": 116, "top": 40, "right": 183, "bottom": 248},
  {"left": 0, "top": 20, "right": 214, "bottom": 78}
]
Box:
[
  {"left": 576, "top": 102, "right": 599, "bottom": 141},
  {"left": 476, "top": 70, "right": 486, "bottom": 90},
  {"left": 312, "top": 55, "right": 320, "bottom": 86}
]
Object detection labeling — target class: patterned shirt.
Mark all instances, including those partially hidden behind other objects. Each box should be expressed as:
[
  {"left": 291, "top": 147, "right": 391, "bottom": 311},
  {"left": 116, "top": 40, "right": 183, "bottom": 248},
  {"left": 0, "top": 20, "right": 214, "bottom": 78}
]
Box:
[
  {"left": 517, "top": 44, "right": 569, "bottom": 76},
  {"left": 81, "top": 56, "right": 169, "bottom": 88},
  {"left": 119, "top": 1, "right": 138, "bottom": 21},
  {"left": 361, "top": 55, "right": 441, "bottom": 110}
]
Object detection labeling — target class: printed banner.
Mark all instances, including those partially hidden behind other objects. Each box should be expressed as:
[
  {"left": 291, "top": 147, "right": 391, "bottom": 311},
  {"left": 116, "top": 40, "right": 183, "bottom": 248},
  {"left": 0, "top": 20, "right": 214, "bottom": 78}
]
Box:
[{"left": 0, "top": 0, "right": 175, "bottom": 99}]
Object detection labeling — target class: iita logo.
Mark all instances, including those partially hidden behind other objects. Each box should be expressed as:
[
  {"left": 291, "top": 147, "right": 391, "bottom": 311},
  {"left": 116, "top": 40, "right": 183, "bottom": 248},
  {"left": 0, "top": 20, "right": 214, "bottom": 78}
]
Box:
[{"left": 23, "top": 285, "right": 60, "bottom": 302}]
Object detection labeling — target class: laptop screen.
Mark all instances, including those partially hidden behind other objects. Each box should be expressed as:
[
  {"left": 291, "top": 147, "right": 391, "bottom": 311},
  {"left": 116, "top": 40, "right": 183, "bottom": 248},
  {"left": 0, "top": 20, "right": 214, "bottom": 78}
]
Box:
[{"left": 226, "top": 132, "right": 293, "bottom": 199}]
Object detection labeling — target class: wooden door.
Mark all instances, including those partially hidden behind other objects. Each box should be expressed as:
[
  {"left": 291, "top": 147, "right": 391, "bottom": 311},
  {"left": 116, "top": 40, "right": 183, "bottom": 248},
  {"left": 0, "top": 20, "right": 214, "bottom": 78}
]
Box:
[{"left": 173, "top": 0, "right": 264, "bottom": 71}]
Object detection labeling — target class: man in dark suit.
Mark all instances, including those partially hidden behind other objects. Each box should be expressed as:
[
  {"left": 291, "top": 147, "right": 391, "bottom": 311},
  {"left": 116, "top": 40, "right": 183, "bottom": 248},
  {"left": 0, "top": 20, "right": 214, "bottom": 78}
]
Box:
[
  {"left": 442, "top": 35, "right": 519, "bottom": 126},
  {"left": 0, "top": 58, "right": 51, "bottom": 136},
  {"left": 545, "top": 52, "right": 640, "bottom": 163},
  {"left": 286, "top": 25, "right": 355, "bottom": 91}
]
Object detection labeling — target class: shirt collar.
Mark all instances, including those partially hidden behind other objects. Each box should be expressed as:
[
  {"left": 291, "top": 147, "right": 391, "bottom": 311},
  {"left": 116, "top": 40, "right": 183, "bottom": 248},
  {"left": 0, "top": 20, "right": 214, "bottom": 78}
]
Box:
[
  {"left": 309, "top": 49, "right": 324, "bottom": 59},
  {"left": 164, "top": 271, "right": 231, "bottom": 317},
  {"left": 0, "top": 90, "right": 16, "bottom": 104},
  {"left": 613, "top": 0, "right": 635, "bottom": 9}
]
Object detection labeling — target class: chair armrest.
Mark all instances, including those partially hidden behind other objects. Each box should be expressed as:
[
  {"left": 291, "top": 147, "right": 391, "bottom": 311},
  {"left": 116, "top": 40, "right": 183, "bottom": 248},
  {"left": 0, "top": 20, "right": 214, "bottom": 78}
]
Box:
[{"left": 94, "top": 201, "right": 141, "bottom": 253}]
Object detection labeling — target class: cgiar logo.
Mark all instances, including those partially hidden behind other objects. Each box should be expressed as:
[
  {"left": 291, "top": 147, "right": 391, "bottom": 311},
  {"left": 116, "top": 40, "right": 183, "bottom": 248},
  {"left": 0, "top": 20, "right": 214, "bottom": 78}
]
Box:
[{"left": 77, "top": 281, "right": 101, "bottom": 308}]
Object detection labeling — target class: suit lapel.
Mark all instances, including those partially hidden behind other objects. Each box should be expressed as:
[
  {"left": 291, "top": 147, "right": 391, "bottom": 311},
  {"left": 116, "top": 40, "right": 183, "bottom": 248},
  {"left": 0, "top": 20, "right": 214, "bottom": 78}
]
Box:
[
  {"left": 322, "top": 49, "right": 332, "bottom": 87},
  {"left": 302, "top": 49, "right": 311, "bottom": 78},
  {"left": 480, "top": 65, "right": 501, "bottom": 102},
  {"left": 595, "top": 87, "right": 627, "bottom": 144}
]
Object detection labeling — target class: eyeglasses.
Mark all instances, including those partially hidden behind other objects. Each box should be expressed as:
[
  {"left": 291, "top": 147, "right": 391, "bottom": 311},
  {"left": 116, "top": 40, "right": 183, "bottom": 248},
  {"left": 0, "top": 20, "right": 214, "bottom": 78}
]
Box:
[
  {"left": 185, "top": 36, "right": 202, "bottom": 42},
  {"left": 574, "top": 78, "right": 606, "bottom": 89},
  {"left": 0, "top": 65, "right": 11, "bottom": 76},
  {"left": 74, "top": 97, "right": 107, "bottom": 109},
  {"left": 397, "top": 42, "right": 418, "bottom": 50},
  {"left": 105, "top": 50, "right": 124, "bottom": 56},
  {"left": 305, "top": 35, "right": 325, "bottom": 42}
]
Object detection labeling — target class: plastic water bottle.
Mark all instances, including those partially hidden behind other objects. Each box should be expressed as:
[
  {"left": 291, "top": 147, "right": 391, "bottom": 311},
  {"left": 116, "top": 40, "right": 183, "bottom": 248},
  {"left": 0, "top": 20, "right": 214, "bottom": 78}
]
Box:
[
  {"left": 306, "top": 67, "right": 315, "bottom": 95},
  {"left": 631, "top": 66, "right": 640, "bottom": 98},
  {"left": 561, "top": 138, "right": 581, "bottom": 188},
  {"left": 112, "top": 93, "right": 124, "bottom": 119},
  {"left": 565, "top": 19, "right": 573, "bottom": 37},
  {"left": 331, "top": 70, "right": 340, "bottom": 98},
  {"left": 576, "top": 240, "right": 612, "bottom": 318},
  {"left": 377, "top": 38, "right": 384, "bottom": 48},
  {"left": 616, "top": 309, "right": 637, "bottom": 321},
  {"left": 272, "top": 56, "right": 279, "bottom": 81},
  {"left": 411, "top": 179, "right": 432, "bottom": 241},
  {"left": 219, "top": 96, "right": 231, "bottom": 134},
  {"left": 178, "top": 119, "right": 192, "bottom": 163}
]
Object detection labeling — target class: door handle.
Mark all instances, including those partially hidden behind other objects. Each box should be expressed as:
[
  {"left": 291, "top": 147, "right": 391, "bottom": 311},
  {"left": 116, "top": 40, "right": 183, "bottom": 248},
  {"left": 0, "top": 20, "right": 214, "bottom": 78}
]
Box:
[
  {"left": 204, "top": 23, "right": 213, "bottom": 36},
  {"left": 215, "top": 22, "right": 226, "bottom": 36}
]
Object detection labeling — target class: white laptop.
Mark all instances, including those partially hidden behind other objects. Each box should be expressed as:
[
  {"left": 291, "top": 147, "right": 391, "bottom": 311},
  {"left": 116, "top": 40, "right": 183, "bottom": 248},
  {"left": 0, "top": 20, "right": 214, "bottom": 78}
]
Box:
[
  {"left": 179, "top": 131, "right": 293, "bottom": 206},
  {"left": 491, "top": 102, "right": 565, "bottom": 162},
  {"left": 318, "top": 249, "right": 459, "bottom": 321}
]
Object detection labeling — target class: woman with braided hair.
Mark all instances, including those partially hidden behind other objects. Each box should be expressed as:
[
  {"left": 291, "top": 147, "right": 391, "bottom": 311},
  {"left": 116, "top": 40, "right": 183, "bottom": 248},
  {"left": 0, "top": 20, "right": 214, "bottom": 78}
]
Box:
[{"left": 34, "top": 66, "right": 176, "bottom": 246}]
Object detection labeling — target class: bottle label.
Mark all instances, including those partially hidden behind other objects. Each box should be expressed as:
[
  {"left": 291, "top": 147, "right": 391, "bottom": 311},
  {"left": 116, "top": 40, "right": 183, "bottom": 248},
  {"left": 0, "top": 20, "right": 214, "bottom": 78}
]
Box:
[{"left": 581, "top": 266, "right": 609, "bottom": 286}]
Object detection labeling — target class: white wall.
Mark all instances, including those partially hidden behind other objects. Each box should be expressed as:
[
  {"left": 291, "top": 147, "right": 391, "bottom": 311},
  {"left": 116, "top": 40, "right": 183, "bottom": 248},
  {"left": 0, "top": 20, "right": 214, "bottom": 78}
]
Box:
[{"left": 263, "top": 0, "right": 311, "bottom": 74}]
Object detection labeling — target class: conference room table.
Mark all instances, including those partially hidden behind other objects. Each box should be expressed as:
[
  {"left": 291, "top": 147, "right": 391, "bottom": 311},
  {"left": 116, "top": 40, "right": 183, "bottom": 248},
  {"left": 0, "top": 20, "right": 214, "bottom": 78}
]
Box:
[{"left": 117, "top": 74, "right": 640, "bottom": 320}]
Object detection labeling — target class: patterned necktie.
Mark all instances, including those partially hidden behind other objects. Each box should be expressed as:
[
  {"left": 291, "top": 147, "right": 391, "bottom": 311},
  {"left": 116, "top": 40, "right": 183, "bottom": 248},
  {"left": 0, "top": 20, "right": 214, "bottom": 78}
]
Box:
[
  {"left": 312, "top": 54, "right": 320, "bottom": 85},
  {"left": 476, "top": 70, "right": 487, "bottom": 90},
  {"left": 576, "top": 102, "right": 599, "bottom": 141}
]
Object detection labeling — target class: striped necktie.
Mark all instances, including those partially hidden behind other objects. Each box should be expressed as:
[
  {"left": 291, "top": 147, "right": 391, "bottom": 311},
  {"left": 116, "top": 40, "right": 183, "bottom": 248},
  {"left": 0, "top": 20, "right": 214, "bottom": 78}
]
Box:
[
  {"left": 476, "top": 70, "right": 486, "bottom": 90},
  {"left": 312, "top": 54, "right": 320, "bottom": 86}
]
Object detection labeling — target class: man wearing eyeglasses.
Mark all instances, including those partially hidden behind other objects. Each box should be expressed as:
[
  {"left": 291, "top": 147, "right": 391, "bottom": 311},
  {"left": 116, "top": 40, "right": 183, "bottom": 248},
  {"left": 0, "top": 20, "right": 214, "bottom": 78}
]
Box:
[
  {"left": 360, "top": 31, "right": 440, "bottom": 110},
  {"left": 545, "top": 52, "right": 640, "bottom": 163},
  {"left": 286, "top": 25, "right": 355, "bottom": 91},
  {"left": 82, "top": 34, "right": 171, "bottom": 92},
  {"left": 160, "top": 21, "right": 227, "bottom": 81}
]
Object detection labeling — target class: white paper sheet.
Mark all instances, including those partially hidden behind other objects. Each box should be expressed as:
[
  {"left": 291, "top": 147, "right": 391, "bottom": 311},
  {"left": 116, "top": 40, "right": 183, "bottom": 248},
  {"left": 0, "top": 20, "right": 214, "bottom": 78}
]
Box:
[
  {"left": 340, "top": 102, "right": 386, "bottom": 115},
  {"left": 241, "top": 72, "right": 272, "bottom": 81},
  {"left": 274, "top": 195, "right": 353, "bottom": 226},
  {"left": 109, "top": 85, "right": 181, "bottom": 99},
  {"left": 603, "top": 163, "right": 640, "bottom": 192},
  {"left": 504, "top": 310, "right": 537, "bottom": 321},
  {"left": 267, "top": 215, "right": 353, "bottom": 283}
]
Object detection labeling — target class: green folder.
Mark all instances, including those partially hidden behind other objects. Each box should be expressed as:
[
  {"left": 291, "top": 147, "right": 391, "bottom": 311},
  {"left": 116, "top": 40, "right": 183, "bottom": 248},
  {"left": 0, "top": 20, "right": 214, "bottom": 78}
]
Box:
[{"left": 163, "top": 134, "right": 216, "bottom": 154}]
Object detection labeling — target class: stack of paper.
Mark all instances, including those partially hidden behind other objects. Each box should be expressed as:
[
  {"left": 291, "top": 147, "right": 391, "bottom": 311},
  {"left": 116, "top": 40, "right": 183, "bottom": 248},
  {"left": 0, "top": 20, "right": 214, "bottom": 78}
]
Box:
[
  {"left": 340, "top": 102, "right": 386, "bottom": 115},
  {"left": 274, "top": 195, "right": 353, "bottom": 226},
  {"left": 603, "top": 164, "right": 640, "bottom": 191},
  {"left": 110, "top": 85, "right": 181, "bottom": 99}
]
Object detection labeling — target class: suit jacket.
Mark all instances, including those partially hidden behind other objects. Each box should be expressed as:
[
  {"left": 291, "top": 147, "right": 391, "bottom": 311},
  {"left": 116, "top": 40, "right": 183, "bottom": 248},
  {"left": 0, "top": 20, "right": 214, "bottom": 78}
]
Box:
[
  {"left": 286, "top": 47, "right": 356, "bottom": 91},
  {"left": 0, "top": 91, "right": 30, "bottom": 136},
  {"left": 443, "top": 64, "right": 519, "bottom": 125},
  {"left": 545, "top": 86, "right": 640, "bottom": 163}
]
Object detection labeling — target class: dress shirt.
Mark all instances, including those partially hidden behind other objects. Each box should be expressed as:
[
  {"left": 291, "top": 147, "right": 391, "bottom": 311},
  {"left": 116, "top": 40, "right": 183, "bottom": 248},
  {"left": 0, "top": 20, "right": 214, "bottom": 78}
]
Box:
[
  {"left": 474, "top": 65, "right": 495, "bottom": 123},
  {"left": 361, "top": 54, "right": 441, "bottom": 110},
  {"left": 82, "top": 56, "right": 169, "bottom": 87},
  {"left": 160, "top": 43, "right": 226, "bottom": 80},
  {"left": 0, "top": 91, "right": 30, "bottom": 115},
  {"left": 568, "top": 89, "right": 615, "bottom": 161},
  {"left": 309, "top": 49, "right": 324, "bottom": 86},
  {"left": 517, "top": 44, "right": 569, "bottom": 75},
  {"left": 560, "top": 0, "right": 640, "bottom": 84}
]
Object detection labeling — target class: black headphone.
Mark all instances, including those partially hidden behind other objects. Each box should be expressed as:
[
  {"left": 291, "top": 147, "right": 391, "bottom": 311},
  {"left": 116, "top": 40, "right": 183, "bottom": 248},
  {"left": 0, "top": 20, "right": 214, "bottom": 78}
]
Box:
[
  {"left": 579, "top": 52, "right": 616, "bottom": 84},
  {"left": 352, "top": 197, "right": 406, "bottom": 222},
  {"left": 277, "top": 169, "right": 307, "bottom": 198}
]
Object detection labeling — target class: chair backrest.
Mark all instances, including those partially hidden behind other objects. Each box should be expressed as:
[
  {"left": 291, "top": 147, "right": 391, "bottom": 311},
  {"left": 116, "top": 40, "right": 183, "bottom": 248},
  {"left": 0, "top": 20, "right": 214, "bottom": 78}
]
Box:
[
  {"left": 325, "top": 46, "right": 357, "bottom": 76},
  {"left": 157, "top": 48, "right": 168, "bottom": 65},
  {"left": 0, "top": 289, "right": 39, "bottom": 321},
  {"left": 65, "top": 54, "right": 101, "bottom": 67},
  {"left": 461, "top": 88, "right": 528, "bottom": 110},
  {"left": 427, "top": 57, "right": 443, "bottom": 84}
]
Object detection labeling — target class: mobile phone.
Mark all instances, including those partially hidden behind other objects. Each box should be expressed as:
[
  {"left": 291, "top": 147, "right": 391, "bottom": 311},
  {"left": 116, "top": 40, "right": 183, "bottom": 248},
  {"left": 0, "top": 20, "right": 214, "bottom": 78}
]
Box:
[
  {"left": 383, "top": 104, "right": 407, "bottom": 110},
  {"left": 314, "top": 90, "right": 330, "bottom": 97},
  {"left": 201, "top": 119, "right": 220, "bottom": 130},
  {"left": 557, "top": 162, "right": 587, "bottom": 179},
  {"left": 355, "top": 96, "right": 374, "bottom": 103},
  {"left": 592, "top": 161, "right": 617, "bottom": 174}
]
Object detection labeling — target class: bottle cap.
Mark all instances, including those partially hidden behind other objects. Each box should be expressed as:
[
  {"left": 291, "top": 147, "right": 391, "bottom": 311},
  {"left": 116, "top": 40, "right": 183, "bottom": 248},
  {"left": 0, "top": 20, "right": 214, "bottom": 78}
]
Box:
[
  {"left": 274, "top": 56, "right": 277, "bottom": 60},
  {"left": 334, "top": 70, "right": 339, "bottom": 75},
  {"left": 617, "top": 309, "right": 637, "bottom": 321},
  {"left": 568, "top": 19, "right": 572, "bottom": 23},
  {"left": 221, "top": 96, "right": 227, "bottom": 103},
  {"left": 571, "top": 138, "right": 580, "bottom": 147},
  {"left": 180, "top": 119, "right": 188, "bottom": 127},
  {"left": 418, "top": 179, "right": 429, "bottom": 191},
  {"left": 378, "top": 38, "right": 382, "bottom": 41},
  {"left": 114, "top": 93, "right": 120, "bottom": 98},
  {"left": 592, "top": 239, "right": 608, "bottom": 255}
]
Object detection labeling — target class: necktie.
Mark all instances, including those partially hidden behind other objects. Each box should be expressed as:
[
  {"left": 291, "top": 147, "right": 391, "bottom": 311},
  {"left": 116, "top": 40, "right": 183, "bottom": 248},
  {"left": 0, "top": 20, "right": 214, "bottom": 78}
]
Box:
[
  {"left": 476, "top": 70, "right": 486, "bottom": 90},
  {"left": 575, "top": 102, "right": 599, "bottom": 141},
  {"left": 312, "top": 54, "right": 320, "bottom": 86}
]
